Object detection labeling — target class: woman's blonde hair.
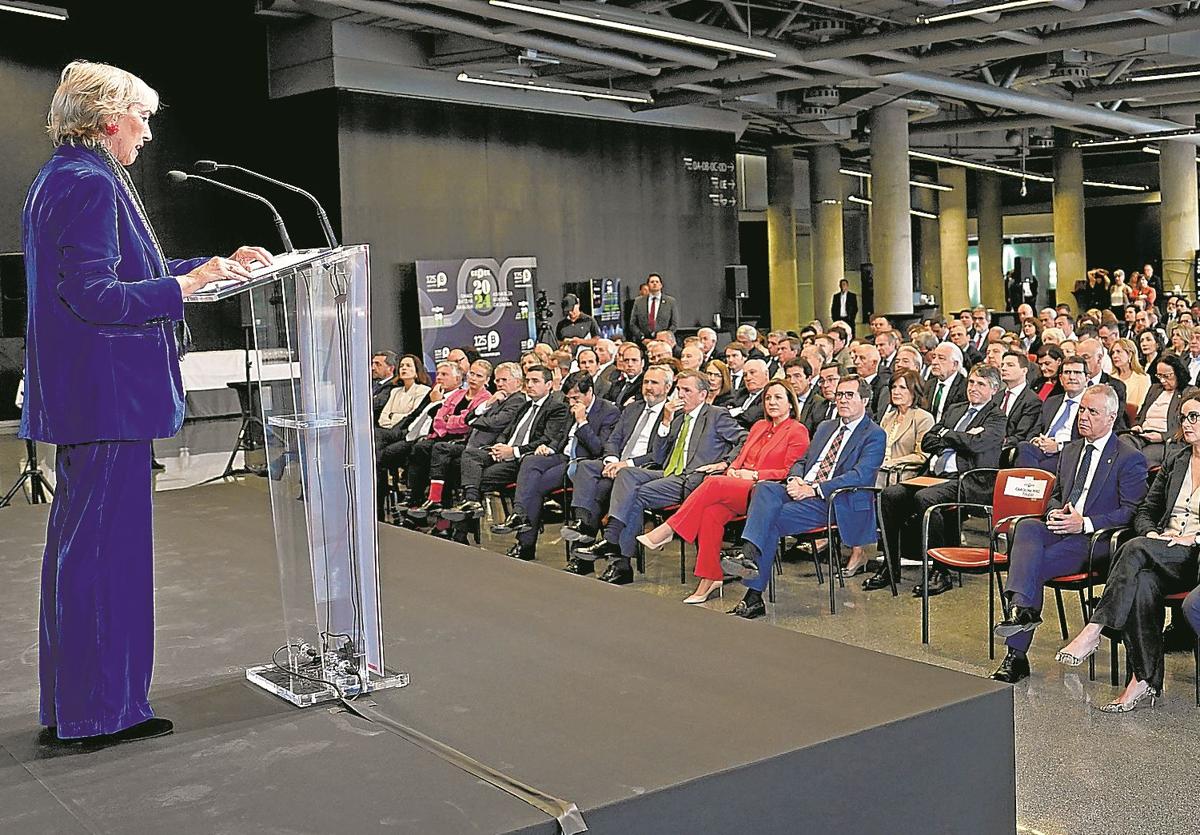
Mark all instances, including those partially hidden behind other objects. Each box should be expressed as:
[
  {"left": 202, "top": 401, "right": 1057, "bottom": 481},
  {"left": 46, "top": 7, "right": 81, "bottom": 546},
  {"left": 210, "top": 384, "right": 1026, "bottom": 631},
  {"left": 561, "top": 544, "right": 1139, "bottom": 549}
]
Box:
[{"left": 48, "top": 60, "right": 158, "bottom": 147}]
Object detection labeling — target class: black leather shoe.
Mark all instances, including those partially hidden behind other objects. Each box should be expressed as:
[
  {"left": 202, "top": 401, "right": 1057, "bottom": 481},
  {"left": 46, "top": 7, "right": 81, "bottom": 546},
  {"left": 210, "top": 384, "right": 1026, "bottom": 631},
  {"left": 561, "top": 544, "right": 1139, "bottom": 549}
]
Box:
[
  {"left": 43, "top": 717, "right": 174, "bottom": 750},
  {"left": 862, "top": 566, "right": 892, "bottom": 591},
  {"left": 150, "top": 459, "right": 166, "bottom": 471},
  {"left": 441, "top": 500, "right": 484, "bottom": 522},
  {"left": 912, "top": 569, "right": 953, "bottom": 597},
  {"left": 406, "top": 500, "right": 440, "bottom": 520},
  {"left": 573, "top": 537, "right": 619, "bottom": 561},
  {"left": 719, "top": 552, "right": 760, "bottom": 582},
  {"left": 728, "top": 598, "right": 766, "bottom": 619},
  {"left": 560, "top": 519, "right": 596, "bottom": 544},
  {"left": 563, "top": 558, "right": 594, "bottom": 576},
  {"left": 598, "top": 562, "right": 634, "bottom": 585},
  {"left": 994, "top": 606, "right": 1043, "bottom": 638},
  {"left": 506, "top": 543, "right": 536, "bottom": 561},
  {"left": 990, "top": 650, "right": 1031, "bottom": 684},
  {"left": 491, "top": 513, "right": 530, "bottom": 535}
]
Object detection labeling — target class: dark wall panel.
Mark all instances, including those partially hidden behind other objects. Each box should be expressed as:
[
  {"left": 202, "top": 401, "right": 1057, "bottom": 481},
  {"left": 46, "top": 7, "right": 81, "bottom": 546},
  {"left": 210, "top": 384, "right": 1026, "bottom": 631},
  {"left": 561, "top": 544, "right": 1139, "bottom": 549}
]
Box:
[
  {"left": 336, "top": 92, "right": 739, "bottom": 351},
  {"left": 1085, "top": 203, "right": 1162, "bottom": 281}
]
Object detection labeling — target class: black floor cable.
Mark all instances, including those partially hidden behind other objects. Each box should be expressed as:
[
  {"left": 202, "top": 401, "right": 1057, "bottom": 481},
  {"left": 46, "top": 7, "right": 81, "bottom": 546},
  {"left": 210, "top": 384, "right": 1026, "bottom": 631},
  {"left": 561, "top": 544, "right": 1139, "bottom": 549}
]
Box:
[{"left": 338, "top": 699, "right": 587, "bottom": 835}]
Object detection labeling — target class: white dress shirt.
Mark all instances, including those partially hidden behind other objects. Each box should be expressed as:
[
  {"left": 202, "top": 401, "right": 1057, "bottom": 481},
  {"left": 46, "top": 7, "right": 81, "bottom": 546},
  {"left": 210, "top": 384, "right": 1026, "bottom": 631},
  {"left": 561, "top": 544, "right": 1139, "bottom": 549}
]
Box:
[
  {"left": 1070, "top": 430, "right": 1111, "bottom": 534},
  {"left": 802, "top": 415, "right": 865, "bottom": 485},
  {"left": 1001, "top": 382, "right": 1026, "bottom": 416},
  {"left": 606, "top": 401, "right": 665, "bottom": 463},
  {"left": 1048, "top": 395, "right": 1080, "bottom": 444},
  {"left": 657, "top": 402, "right": 706, "bottom": 465}
]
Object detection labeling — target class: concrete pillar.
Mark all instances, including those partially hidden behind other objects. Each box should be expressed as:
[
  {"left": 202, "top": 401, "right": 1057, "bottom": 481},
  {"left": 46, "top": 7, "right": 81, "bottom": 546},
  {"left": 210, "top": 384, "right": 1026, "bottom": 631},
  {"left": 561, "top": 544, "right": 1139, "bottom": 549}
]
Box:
[
  {"left": 794, "top": 157, "right": 815, "bottom": 325},
  {"left": 810, "top": 144, "right": 845, "bottom": 328},
  {"left": 914, "top": 180, "right": 942, "bottom": 306},
  {"left": 977, "top": 172, "right": 1005, "bottom": 312},
  {"left": 1159, "top": 138, "right": 1200, "bottom": 296},
  {"left": 938, "top": 165, "right": 970, "bottom": 315},
  {"left": 869, "top": 102, "right": 913, "bottom": 315},
  {"left": 1052, "top": 129, "right": 1087, "bottom": 313},
  {"left": 766, "top": 146, "right": 800, "bottom": 331}
]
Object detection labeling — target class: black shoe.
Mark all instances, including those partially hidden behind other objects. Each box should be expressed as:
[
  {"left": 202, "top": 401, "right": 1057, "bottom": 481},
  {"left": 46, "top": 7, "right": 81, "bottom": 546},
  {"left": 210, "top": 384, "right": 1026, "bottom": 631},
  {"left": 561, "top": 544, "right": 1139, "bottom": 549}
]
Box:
[
  {"left": 862, "top": 566, "right": 892, "bottom": 591},
  {"left": 492, "top": 513, "right": 531, "bottom": 535},
  {"left": 506, "top": 543, "right": 536, "bottom": 561},
  {"left": 990, "top": 650, "right": 1031, "bottom": 684},
  {"left": 150, "top": 459, "right": 166, "bottom": 471},
  {"left": 42, "top": 717, "right": 174, "bottom": 749},
  {"left": 598, "top": 562, "right": 634, "bottom": 585},
  {"left": 563, "top": 558, "right": 594, "bottom": 576},
  {"left": 573, "top": 537, "right": 619, "bottom": 561},
  {"left": 719, "top": 552, "right": 759, "bottom": 582},
  {"left": 406, "top": 500, "right": 440, "bottom": 520},
  {"left": 441, "top": 500, "right": 484, "bottom": 522},
  {"left": 993, "top": 606, "right": 1043, "bottom": 638},
  {"left": 727, "top": 598, "right": 766, "bottom": 619},
  {"left": 912, "top": 570, "right": 953, "bottom": 597},
  {"left": 560, "top": 519, "right": 596, "bottom": 544}
]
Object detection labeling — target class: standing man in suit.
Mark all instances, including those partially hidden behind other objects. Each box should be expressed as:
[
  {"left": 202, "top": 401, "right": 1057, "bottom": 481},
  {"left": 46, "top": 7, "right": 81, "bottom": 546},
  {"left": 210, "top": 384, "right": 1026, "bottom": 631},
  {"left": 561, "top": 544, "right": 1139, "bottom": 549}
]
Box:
[
  {"left": 923, "top": 343, "right": 967, "bottom": 424},
  {"left": 492, "top": 372, "right": 620, "bottom": 561},
  {"left": 604, "top": 342, "right": 646, "bottom": 408},
  {"left": 722, "top": 376, "right": 886, "bottom": 618},
  {"left": 371, "top": 350, "right": 399, "bottom": 423},
  {"left": 1015, "top": 356, "right": 1088, "bottom": 471},
  {"left": 831, "top": 278, "right": 857, "bottom": 333},
  {"left": 878, "top": 365, "right": 1007, "bottom": 597},
  {"left": 991, "top": 386, "right": 1148, "bottom": 683},
  {"left": 443, "top": 365, "right": 569, "bottom": 524},
  {"left": 574, "top": 371, "right": 746, "bottom": 584},
  {"left": 998, "top": 351, "right": 1043, "bottom": 451},
  {"left": 627, "top": 273, "right": 678, "bottom": 344}
]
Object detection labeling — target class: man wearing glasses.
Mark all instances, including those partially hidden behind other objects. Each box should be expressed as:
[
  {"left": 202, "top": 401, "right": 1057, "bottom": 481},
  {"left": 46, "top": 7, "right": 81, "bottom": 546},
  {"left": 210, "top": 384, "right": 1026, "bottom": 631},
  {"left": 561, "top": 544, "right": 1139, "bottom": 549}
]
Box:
[
  {"left": 991, "top": 386, "right": 1148, "bottom": 683},
  {"left": 1014, "top": 356, "right": 1089, "bottom": 472}
]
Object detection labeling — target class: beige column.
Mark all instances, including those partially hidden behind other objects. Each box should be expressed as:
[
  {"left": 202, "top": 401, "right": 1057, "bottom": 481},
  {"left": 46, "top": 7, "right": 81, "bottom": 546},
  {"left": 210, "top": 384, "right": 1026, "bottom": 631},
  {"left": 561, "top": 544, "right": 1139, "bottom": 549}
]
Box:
[
  {"left": 1052, "top": 129, "right": 1087, "bottom": 314},
  {"left": 869, "top": 102, "right": 914, "bottom": 315},
  {"left": 1159, "top": 138, "right": 1200, "bottom": 296},
  {"left": 810, "top": 144, "right": 845, "bottom": 328},
  {"left": 938, "top": 165, "right": 970, "bottom": 315},
  {"left": 977, "top": 172, "right": 1006, "bottom": 311},
  {"left": 767, "top": 145, "right": 800, "bottom": 331}
]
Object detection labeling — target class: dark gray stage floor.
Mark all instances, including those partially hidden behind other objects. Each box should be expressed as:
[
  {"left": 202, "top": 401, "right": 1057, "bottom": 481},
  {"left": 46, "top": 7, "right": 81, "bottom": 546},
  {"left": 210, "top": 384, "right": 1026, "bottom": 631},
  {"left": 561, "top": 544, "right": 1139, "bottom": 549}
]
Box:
[{"left": 0, "top": 485, "right": 1015, "bottom": 833}]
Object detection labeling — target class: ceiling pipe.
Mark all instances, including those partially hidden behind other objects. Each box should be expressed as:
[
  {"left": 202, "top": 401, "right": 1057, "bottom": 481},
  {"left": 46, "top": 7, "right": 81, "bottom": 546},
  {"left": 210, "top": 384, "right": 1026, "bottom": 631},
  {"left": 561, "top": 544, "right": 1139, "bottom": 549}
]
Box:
[
  {"left": 1075, "top": 76, "right": 1200, "bottom": 104},
  {"left": 306, "top": 0, "right": 661, "bottom": 75},
  {"left": 910, "top": 114, "right": 1071, "bottom": 136},
  {"left": 1130, "top": 7, "right": 1176, "bottom": 23},
  {"left": 416, "top": 0, "right": 720, "bottom": 68}
]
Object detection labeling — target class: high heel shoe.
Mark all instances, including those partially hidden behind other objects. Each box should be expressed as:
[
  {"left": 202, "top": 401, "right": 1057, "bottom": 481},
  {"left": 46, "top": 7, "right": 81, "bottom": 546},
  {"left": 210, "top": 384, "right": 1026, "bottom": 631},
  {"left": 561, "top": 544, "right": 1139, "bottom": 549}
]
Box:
[
  {"left": 636, "top": 529, "right": 674, "bottom": 552},
  {"left": 1055, "top": 634, "right": 1102, "bottom": 667},
  {"left": 683, "top": 583, "right": 723, "bottom": 604},
  {"left": 838, "top": 562, "right": 868, "bottom": 579},
  {"left": 1098, "top": 684, "right": 1158, "bottom": 714}
]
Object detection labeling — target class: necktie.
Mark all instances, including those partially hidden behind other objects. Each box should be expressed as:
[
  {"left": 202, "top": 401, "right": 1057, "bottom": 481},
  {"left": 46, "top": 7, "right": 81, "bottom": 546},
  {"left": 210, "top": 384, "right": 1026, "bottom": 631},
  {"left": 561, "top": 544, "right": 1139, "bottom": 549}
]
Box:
[
  {"left": 1065, "top": 443, "right": 1096, "bottom": 507},
  {"left": 664, "top": 413, "right": 693, "bottom": 476},
  {"left": 1048, "top": 398, "right": 1077, "bottom": 437},
  {"left": 621, "top": 406, "right": 655, "bottom": 459},
  {"left": 814, "top": 424, "right": 849, "bottom": 483},
  {"left": 649, "top": 297, "right": 658, "bottom": 332},
  {"left": 510, "top": 401, "right": 540, "bottom": 447},
  {"left": 1001, "top": 390, "right": 1011, "bottom": 414},
  {"left": 931, "top": 381, "right": 946, "bottom": 417},
  {"left": 935, "top": 406, "right": 978, "bottom": 475}
]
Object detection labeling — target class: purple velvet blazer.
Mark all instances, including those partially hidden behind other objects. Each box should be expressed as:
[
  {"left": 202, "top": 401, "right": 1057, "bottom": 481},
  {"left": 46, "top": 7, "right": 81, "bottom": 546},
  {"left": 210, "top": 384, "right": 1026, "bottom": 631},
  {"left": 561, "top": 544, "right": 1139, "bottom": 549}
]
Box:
[{"left": 21, "top": 145, "right": 208, "bottom": 444}]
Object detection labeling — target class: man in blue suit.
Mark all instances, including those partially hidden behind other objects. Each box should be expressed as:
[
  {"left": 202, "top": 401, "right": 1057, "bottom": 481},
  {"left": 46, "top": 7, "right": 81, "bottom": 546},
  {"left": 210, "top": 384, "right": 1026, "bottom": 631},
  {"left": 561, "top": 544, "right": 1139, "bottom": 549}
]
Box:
[
  {"left": 722, "top": 376, "right": 886, "bottom": 619},
  {"left": 492, "top": 372, "right": 619, "bottom": 561},
  {"left": 991, "top": 385, "right": 1148, "bottom": 683},
  {"left": 1013, "top": 356, "right": 1087, "bottom": 472},
  {"left": 574, "top": 370, "right": 746, "bottom": 585}
]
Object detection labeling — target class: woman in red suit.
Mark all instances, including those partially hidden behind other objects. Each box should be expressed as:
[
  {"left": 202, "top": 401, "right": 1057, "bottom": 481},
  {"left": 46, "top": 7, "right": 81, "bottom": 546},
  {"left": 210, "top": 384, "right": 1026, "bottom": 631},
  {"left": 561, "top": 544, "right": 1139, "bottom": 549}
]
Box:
[{"left": 637, "top": 380, "right": 810, "bottom": 603}]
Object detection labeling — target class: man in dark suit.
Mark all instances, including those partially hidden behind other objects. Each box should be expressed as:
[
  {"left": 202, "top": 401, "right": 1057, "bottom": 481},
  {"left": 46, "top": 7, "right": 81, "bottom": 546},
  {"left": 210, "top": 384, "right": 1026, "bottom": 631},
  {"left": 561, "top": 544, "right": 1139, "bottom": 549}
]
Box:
[
  {"left": 1014, "top": 356, "right": 1088, "bottom": 472},
  {"left": 807, "top": 363, "right": 841, "bottom": 432},
  {"left": 998, "top": 351, "right": 1043, "bottom": 451},
  {"left": 874, "top": 365, "right": 1007, "bottom": 596},
  {"left": 991, "top": 385, "right": 1149, "bottom": 683},
  {"left": 830, "top": 278, "right": 857, "bottom": 332},
  {"left": 722, "top": 376, "right": 886, "bottom": 618},
  {"left": 371, "top": 350, "right": 398, "bottom": 422},
  {"left": 853, "top": 344, "right": 890, "bottom": 419},
  {"left": 784, "top": 358, "right": 826, "bottom": 437},
  {"left": 626, "top": 273, "right": 678, "bottom": 344},
  {"left": 948, "top": 321, "right": 984, "bottom": 370},
  {"left": 574, "top": 371, "right": 746, "bottom": 584},
  {"left": 562, "top": 366, "right": 673, "bottom": 573},
  {"left": 922, "top": 343, "right": 967, "bottom": 424},
  {"left": 443, "top": 365, "right": 569, "bottom": 525},
  {"left": 491, "top": 372, "right": 620, "bottom": 561},
  {"left": 604, "top": 343, "right": 646, "bottom": 408},
  {"left": 728, "top": 358, "right": 769, "bottom": 429},
  {"left": 593, "top": 338, "right": 619, "bottom": 401},
  {"left": 724, "top": 342, "right": 748, "bottom": 394},
  {"left": 1075, "top": 337, "right": 1129, "bottom": 426}
]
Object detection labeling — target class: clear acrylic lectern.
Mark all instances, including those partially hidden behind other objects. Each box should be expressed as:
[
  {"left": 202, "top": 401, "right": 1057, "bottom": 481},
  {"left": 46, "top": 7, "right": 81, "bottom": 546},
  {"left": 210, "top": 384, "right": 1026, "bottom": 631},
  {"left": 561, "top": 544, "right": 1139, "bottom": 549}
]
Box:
[{"left": 185, "top": 245, "right": 408, "bottom": 706}]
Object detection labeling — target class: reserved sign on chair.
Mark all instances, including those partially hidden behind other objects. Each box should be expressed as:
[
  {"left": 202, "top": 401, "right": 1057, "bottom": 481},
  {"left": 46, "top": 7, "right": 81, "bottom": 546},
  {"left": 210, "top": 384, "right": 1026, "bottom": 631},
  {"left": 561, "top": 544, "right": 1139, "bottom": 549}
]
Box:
[{"left": 1002, "top": 476, "right": 1050, "bottom": 500}]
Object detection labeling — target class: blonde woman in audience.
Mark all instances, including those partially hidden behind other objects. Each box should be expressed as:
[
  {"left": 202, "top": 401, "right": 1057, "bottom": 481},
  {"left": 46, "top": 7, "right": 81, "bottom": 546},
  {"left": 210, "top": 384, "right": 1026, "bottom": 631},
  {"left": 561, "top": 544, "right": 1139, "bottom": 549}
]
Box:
[
  {"left": 1171, "top": 324, "right": 1193, "bottom": 356},
  {"left": 1040, "top": 327, "right": 1064, "bottom": 347},
  {"left": 703, "top": 359, "right": 734, "bottom": 406},
  {"left": 1110, "top": 338, "right": 1150, "bottom": 410}
]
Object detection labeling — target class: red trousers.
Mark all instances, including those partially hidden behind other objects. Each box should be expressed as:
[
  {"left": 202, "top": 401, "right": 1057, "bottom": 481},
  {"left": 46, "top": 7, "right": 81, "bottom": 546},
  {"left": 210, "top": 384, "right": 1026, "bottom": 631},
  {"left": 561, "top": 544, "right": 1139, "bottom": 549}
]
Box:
[{"left": 667, "top": 475, "right": 755, "bottom": 580}]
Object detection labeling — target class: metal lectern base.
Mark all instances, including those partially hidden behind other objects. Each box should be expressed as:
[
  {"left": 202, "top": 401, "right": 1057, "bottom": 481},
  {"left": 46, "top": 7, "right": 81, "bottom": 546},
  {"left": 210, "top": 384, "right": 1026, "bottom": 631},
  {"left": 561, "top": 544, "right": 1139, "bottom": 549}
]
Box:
[{"left": 246, "top": 664, "right": 410, "bottom": 708}]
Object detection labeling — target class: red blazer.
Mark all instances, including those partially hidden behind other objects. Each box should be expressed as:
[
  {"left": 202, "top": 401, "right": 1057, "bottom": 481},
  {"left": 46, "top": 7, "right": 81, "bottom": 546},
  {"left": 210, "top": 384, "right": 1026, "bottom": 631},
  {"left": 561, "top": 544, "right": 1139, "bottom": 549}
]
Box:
[{"left": 731, "top": 418, "right": 810, "bottom": 480}]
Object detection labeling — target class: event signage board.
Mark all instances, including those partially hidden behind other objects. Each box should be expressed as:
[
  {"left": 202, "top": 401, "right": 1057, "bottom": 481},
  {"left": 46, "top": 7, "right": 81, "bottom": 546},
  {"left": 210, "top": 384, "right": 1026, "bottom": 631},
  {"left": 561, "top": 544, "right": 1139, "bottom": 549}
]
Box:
[{"left": 415, "top": 257, "right": 538, "bottom": 369}]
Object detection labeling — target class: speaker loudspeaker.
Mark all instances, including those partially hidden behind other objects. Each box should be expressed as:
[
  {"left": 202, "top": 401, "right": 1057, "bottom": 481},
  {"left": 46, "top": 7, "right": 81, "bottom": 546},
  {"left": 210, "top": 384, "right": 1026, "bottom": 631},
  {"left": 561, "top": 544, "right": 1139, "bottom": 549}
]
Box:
[{"left": 725, "top": 265, "right": 748, "bottom": 300}]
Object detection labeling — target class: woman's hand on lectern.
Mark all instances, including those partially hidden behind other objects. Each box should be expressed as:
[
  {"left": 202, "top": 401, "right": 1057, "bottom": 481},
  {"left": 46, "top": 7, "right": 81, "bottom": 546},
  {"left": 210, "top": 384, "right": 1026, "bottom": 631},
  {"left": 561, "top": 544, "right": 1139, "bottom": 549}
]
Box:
[
  {"left": 177, "top": 256, "right": 253, "bottom": 296},
  {"left": 229, "top": 246, "right": 275, "bottom": 270}
]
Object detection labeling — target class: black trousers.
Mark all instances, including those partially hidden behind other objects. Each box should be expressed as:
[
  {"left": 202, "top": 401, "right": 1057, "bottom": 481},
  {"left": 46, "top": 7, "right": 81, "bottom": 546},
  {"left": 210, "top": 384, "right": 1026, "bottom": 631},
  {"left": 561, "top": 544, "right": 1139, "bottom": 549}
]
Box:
[
  {"left": 459, "top": 447, "right": 521, "bottom": 502},
  {"left": 430, "top": 440, "right": 467, "bottom": 484},
  {"left": 1091, "top": 536, "right": 1199, "bottom": 692},
  {"left": 879, "top": 477, "right": 961, "bottom": 572},
  {"left": 514, "top": 454, "right": 570, "bottom": 547}
]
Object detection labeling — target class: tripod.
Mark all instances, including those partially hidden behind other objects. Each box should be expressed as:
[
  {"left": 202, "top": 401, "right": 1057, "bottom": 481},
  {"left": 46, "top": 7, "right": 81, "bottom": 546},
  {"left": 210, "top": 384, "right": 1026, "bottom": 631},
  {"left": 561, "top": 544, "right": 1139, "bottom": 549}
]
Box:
[
  {"left": 0, "top": 438, "right": 54, "bottom": 508},
  {"left": 201, "top": 324, "right": 266, "bottom": 485}
]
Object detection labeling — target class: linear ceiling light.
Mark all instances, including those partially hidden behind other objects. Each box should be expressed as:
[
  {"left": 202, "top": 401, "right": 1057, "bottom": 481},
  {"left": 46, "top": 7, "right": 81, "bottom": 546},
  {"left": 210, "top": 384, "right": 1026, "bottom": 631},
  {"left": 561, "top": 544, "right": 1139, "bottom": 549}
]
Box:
[
  {"left": 846, "top": 194, "right": 939, "bottom": 219},
  {"left": 909, "top": 150, "right": 1054, "bottom": 182},
  {"left": 1074, "top": 128, "right": 1200, "bottom": 148},
  {"left": 489, "top": 0, "right": 778, "bottom": 59},
  {"left": 0, "top": 1, "right": 67, "bottom": 19},
  {"left": 1082, "top": 180, "right": 1150, "bottom": 191},
  {"left": 839, "top": 168, "right": 954, "bottom": 191},
  {"left": 918, "top": 0, "right": 1054, "bottom": 25},
  {"left": 1128, "top": 68, "right": 1200, "bottom": 83},
  {"left": 456, "top": 71, "right": 652, "bottom": 103}
]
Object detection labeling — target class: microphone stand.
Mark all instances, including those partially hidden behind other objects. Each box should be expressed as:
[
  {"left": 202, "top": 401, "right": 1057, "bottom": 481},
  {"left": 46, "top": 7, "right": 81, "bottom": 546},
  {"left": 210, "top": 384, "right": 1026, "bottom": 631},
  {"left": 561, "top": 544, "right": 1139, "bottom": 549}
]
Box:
[{"left": 0, "top": 438, "right": 54, "bottom": 508}]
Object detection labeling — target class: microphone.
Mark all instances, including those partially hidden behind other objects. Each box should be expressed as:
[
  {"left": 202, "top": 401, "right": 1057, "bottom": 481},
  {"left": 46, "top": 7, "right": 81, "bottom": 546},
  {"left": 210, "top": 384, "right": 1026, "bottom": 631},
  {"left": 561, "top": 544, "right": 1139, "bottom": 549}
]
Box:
[
  {"left": 194, "top": 160, "right": 338, "bottom": 249},
  {"left": 167, "top": 170, "right": 294, "bottom": 253}
]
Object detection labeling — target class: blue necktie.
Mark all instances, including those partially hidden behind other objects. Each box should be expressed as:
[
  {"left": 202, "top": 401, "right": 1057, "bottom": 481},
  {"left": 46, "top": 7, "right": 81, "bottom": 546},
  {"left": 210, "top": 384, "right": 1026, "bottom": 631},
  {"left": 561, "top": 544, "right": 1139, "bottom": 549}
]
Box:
[
  {"left": 1048, "top": 398, "right": 1077, "bottom": 437},
  {"left": 1065, "top": 443, "right": 1095, "bottom": 508}
]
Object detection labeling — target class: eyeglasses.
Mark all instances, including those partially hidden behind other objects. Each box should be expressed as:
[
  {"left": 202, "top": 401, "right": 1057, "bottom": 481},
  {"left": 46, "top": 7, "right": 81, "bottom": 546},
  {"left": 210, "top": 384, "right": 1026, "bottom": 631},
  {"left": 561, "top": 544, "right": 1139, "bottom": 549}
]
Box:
[
  {"left": 1183, "top": 411, "right": 1200, "bottom": 425},
  {"left": 1060, "top": 369, "right": 1086, "bottom": 376},
  {"left": 1156, "top": 373, "right": 1173, "bottom": 381},
  {"left": 833, "top": 391, "right": 859, "bottom": 400}
]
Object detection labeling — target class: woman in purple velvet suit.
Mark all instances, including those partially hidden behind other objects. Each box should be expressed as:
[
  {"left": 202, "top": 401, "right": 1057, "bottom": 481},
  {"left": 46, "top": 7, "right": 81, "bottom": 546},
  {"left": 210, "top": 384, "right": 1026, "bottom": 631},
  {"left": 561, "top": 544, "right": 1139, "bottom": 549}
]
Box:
[{"left": 25, "top": 61, "right": 271, "bottom": 745}]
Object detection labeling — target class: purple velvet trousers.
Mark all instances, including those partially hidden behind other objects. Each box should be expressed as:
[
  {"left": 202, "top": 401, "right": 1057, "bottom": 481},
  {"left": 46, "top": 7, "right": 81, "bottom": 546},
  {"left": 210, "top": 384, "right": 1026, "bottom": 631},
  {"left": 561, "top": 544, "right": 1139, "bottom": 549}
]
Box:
[{"left": 39, "top": 441, "right": 155, "bottom": 738}]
